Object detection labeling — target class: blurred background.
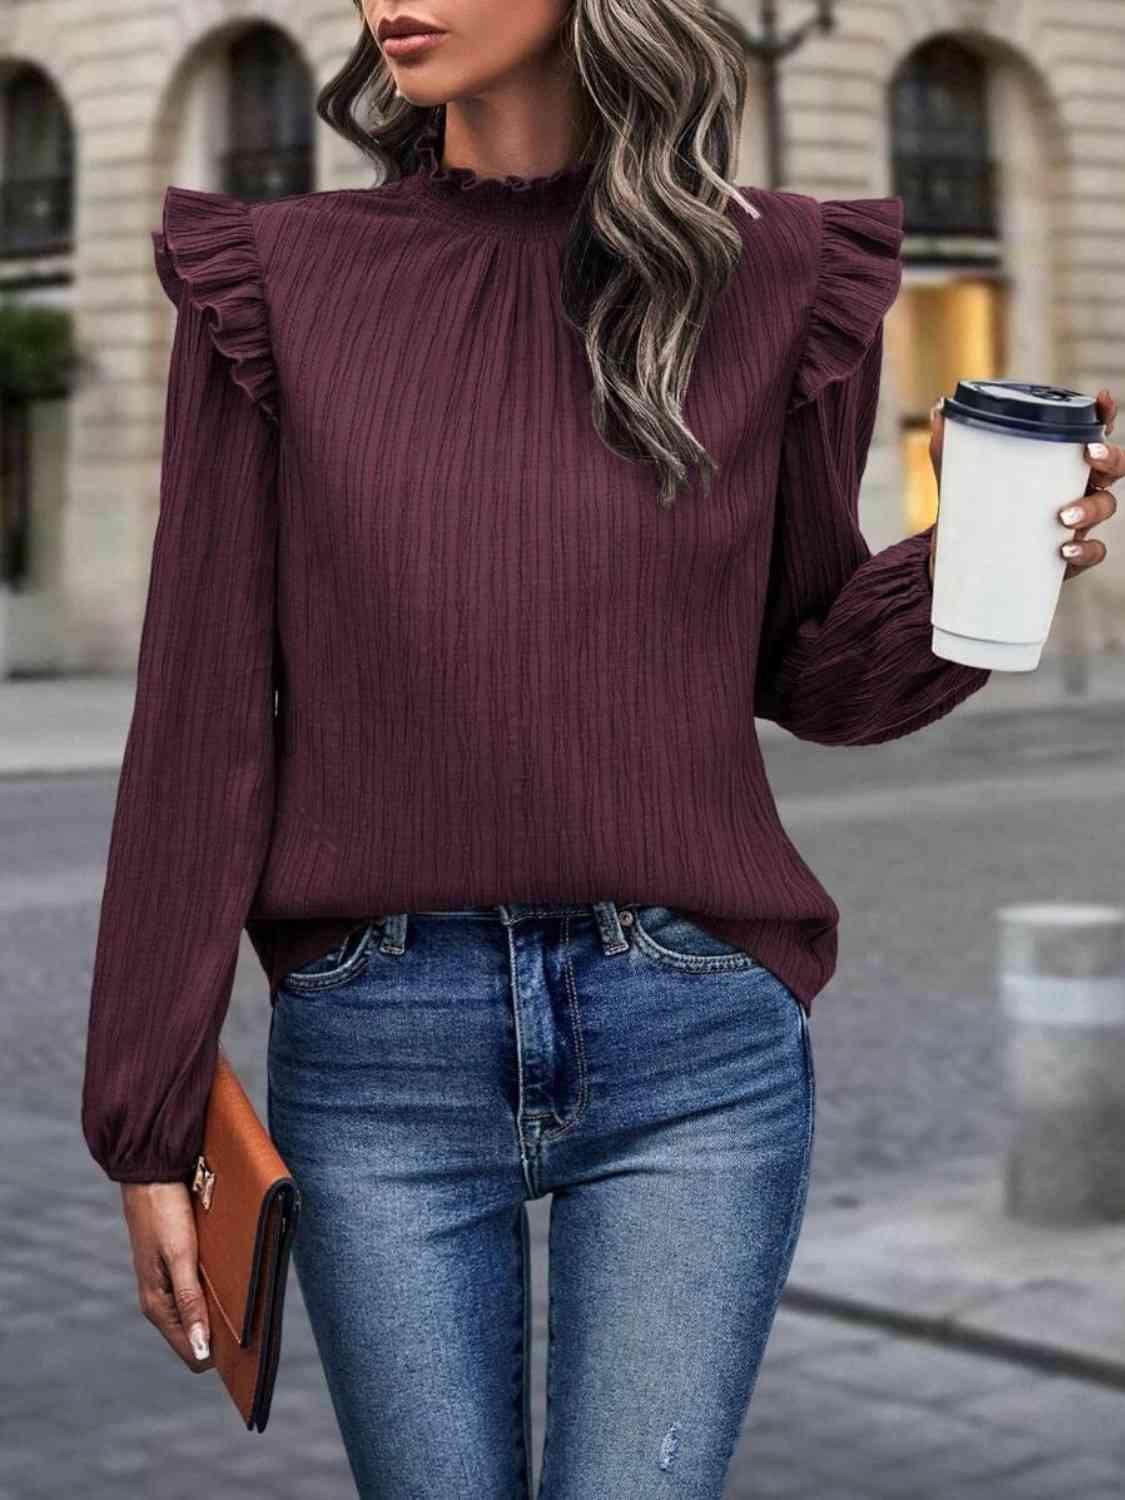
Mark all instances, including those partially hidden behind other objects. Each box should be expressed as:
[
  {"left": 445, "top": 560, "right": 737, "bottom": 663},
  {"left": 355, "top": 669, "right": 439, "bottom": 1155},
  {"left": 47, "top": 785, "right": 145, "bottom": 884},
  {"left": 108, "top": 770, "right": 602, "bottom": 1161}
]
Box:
[{"left": 2, "top": 1, "right": 1124, "bottom": 1497}]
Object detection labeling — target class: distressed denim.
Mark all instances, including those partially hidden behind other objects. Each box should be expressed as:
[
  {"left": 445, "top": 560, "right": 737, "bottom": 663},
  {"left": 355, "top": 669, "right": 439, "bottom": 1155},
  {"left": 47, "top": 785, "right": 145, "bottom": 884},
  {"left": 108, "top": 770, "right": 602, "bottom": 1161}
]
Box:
[{"left": 266, "top": 900, "right": 815, "bottom": 1499}]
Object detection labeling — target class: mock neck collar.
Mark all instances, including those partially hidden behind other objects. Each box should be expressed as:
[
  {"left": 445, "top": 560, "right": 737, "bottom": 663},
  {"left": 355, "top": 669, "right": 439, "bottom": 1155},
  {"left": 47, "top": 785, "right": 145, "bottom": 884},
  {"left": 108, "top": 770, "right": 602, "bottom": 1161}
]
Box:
[{"left": 404, "top": 110, "right": 595, "bottom": 238}]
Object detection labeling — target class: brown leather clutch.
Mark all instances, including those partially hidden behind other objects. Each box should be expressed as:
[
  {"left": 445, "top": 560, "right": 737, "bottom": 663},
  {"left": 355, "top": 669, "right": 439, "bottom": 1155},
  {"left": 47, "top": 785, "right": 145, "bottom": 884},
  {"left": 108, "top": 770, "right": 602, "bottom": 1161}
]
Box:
[{"left": 188, "top": 1045, "right": 301, "bottom": 1432}]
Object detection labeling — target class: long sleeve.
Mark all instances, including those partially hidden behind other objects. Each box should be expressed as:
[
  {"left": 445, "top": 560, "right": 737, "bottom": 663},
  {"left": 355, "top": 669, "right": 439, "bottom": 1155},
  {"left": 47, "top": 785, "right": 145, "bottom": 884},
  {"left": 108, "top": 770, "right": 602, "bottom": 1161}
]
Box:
[
  {"left": 753, "top": 197, "right": 991, "bottom": 746},
  {"left": 81, "top": 187, "right": 280, "bottom": 1183}
]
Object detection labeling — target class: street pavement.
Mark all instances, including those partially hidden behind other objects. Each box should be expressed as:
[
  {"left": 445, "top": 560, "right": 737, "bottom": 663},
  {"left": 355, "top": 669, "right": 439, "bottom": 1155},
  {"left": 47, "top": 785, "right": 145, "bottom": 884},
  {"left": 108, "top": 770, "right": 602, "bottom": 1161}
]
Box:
[{"left": 2, "top": 652, "right": 1125, "bottom": 1497}]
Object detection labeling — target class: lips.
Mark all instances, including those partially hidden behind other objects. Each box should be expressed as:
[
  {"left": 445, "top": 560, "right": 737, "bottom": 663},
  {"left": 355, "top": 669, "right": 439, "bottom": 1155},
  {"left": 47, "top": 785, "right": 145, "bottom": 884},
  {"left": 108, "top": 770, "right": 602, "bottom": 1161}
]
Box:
[
  {"left": 380, "top": 30, "right": 447, "bottom": 59},
  {"left": 377, "top": 13, "right": 444, "bottom": 41}
]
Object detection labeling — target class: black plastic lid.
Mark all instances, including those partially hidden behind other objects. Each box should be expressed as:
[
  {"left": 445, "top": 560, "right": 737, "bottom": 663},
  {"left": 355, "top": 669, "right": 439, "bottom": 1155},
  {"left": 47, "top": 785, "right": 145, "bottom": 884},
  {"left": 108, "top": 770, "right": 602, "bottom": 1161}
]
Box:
[{"left": 942, "top": 380, "right": 1104, "bottom": 444}]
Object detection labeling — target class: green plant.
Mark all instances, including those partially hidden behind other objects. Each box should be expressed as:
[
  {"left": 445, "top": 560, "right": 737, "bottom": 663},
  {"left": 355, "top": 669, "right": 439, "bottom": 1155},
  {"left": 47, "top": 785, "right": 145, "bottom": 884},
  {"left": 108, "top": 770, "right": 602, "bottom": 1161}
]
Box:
[{"left": 0, "top": 300, "right": 80, "bottom": 399}]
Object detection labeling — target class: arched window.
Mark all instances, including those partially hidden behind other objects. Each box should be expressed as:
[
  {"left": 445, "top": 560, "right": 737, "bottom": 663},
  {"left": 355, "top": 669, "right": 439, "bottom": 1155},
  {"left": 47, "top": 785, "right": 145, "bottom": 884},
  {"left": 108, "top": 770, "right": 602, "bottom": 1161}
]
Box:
[
  {"left": 222, "top": 26, "right": 314, "bottom": 201},
  {"left": 891, "top": 38, "right": 996, "bottom": 239},
  {"left": 0, "top": 65, "right": 74, "bottom": 255}
]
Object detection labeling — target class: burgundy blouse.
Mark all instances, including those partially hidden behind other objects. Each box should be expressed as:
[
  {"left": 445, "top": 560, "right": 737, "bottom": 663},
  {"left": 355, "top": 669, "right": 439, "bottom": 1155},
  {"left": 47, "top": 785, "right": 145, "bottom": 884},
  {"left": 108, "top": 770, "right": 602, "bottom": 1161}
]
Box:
[{"left": 81, "top": 119, "right": 991, "bottom": 1183}]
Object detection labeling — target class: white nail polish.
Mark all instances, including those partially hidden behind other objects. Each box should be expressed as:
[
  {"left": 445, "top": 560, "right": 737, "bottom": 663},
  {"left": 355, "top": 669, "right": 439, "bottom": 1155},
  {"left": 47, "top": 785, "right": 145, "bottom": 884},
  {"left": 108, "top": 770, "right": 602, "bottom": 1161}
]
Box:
[
  {"left": 1088, "top": 442, "right": 1108, "bottom": 459},
  {"left": 1060, "top": 505, "right": 1083, "bottom": 525},
  {"left": 189, "top": 1323, "right": 210, "bottom": 1360}
]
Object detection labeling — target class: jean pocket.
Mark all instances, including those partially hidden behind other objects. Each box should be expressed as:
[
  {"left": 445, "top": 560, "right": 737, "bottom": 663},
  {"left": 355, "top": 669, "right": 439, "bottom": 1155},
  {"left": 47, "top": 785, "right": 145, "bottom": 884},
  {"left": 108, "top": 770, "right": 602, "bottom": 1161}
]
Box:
[
  {"left": 279, "top": 920, "right": 378, "bottom": 994},
  {"left": 626, "top": 905, "right": 763, "bottom": 974}
]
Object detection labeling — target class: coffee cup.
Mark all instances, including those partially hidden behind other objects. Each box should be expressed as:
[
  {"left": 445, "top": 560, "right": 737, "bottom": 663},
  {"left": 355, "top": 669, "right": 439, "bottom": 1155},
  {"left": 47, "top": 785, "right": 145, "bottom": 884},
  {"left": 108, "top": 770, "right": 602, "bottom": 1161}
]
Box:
[{"left": 930, "top": 380, "right": 1104, "bottom": 671}]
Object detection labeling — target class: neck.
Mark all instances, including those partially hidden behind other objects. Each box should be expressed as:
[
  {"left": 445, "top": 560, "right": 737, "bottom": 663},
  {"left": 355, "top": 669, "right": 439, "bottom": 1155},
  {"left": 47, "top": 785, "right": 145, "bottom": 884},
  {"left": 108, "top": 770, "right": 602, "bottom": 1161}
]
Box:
[
  {"left": 403, "top": 106, "right": 596, "bottom": 239},
  {"left": 441, "top": 97, "right": 591, "bottom": 183}
]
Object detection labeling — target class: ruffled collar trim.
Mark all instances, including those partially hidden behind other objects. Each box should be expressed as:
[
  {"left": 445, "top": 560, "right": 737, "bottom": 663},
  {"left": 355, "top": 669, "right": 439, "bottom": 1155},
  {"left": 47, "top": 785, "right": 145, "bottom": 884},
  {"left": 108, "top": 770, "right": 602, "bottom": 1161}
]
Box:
[{"left": 406, "top": 111, "right": 594, "bottom": 236}]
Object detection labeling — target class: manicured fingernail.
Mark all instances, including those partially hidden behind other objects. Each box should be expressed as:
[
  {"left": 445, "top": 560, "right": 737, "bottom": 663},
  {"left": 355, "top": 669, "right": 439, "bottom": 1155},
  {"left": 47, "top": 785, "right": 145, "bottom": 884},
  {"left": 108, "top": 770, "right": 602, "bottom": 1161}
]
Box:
[
  {"left": 1087, "top": 442, "right": 1109, "bottom": 459},
  {"left": 1060, "top": 505, "right": 1084, "bottom": 525},
  {"left": 1062, "top": 543, "right": 1082, "bottom": 558},
  {"left": 189, "top": 1323, "right": 210, "bottom": 1360}
]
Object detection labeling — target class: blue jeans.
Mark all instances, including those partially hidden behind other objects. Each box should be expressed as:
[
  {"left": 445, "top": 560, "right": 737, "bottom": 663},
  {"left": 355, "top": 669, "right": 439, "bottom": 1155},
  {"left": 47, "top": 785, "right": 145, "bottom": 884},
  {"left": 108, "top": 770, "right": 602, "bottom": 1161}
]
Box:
[{"left": 266, "top": 900, "right": 815, "bottom": 1499}]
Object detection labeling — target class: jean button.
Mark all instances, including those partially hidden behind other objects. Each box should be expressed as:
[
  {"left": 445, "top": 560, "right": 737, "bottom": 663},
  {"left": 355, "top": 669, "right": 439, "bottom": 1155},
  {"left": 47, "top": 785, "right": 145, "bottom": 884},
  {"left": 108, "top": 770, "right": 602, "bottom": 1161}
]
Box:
[{"left": 619, "top": 909, "right": 634, "bottom": 926}]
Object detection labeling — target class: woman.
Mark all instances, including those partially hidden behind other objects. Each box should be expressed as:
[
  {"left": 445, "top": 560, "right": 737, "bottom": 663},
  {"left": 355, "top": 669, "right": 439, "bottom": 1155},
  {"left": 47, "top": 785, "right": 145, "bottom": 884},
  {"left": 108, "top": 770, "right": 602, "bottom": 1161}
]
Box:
[{"left": 81, "top": 1, "right": 1117, "bottom": 1495}]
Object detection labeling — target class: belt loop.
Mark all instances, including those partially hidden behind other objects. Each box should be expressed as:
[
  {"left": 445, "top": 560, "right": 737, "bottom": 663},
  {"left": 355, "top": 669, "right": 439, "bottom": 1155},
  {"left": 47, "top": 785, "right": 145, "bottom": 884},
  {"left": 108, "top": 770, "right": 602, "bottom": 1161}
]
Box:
[
  {"left": 593, "top": 900, "right": 631, "bottom": 956},
  {"left": 379, "top": 913, "right": 408, "bottom": 956}
]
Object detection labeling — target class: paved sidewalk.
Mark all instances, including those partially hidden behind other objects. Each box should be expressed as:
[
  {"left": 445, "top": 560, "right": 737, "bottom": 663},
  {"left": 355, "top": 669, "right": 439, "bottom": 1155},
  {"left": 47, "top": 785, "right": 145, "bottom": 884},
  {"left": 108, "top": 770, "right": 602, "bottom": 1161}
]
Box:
[
  {"left": 3, "top": 648, "right": 1125, "bottom": 777},
  {"left": 789, "top": 1154, "right": 1125, "bottom": 1388},
  {"left": 1, "top": 673, "right": 138, "bottom": 777}
]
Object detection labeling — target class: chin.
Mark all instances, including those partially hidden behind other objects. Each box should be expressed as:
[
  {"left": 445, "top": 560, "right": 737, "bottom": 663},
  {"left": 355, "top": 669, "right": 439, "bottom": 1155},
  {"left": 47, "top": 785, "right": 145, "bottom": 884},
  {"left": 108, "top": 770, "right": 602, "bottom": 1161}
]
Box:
[{"left": 391, "top": 81, "right": 448, "bottom": 107}]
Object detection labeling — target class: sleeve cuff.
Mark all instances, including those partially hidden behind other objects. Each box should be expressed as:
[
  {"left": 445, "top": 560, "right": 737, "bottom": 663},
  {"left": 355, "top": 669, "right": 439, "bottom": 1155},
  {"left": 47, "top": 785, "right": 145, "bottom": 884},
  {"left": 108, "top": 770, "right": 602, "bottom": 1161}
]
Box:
[{"left": 104, "top": 1162, "right": 195, "bottom": 1186}]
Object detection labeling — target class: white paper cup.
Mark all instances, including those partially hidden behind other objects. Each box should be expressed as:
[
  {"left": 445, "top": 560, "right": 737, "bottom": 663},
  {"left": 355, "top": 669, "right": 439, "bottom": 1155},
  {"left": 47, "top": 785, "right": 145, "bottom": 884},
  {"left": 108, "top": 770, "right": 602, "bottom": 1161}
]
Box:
[{"left": 931, "top": 380, "right": 1104, "bottom": 671}]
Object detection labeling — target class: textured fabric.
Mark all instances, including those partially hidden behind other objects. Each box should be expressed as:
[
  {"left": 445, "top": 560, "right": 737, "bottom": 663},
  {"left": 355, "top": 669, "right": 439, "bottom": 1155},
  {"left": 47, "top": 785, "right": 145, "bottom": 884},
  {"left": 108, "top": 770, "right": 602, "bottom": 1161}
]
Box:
[{"left": 82, "top": 121, "right": 991, "bottom": 1183}]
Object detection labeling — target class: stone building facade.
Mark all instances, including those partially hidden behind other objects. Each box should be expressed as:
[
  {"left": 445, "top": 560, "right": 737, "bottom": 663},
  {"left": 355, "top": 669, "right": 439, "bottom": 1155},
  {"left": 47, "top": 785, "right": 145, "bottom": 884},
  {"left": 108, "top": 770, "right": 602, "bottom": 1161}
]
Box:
[{"left": 0, "top": 0, "right": 1120, "bottom": 675}]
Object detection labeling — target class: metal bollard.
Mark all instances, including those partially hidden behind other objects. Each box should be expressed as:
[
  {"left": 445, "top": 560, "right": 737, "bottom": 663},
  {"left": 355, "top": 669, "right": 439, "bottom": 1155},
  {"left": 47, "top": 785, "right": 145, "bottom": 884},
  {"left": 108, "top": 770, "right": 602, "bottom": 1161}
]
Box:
[{"left": 999, "top": 902, "right": 1125, "bottom": 1226}]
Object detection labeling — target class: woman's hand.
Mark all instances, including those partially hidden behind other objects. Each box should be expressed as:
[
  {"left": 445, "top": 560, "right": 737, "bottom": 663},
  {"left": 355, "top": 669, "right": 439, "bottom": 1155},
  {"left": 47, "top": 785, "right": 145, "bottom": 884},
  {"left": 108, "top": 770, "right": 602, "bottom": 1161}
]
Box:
[
  {"left": 121, "top": 1181, "right": 214, "bottom": 1372},
  {"left": 926, "top": 388, "right": 1118, "bottom": 586},
  {"left": 1062, "top": 387, "right": 1118, "bottom": 582}
]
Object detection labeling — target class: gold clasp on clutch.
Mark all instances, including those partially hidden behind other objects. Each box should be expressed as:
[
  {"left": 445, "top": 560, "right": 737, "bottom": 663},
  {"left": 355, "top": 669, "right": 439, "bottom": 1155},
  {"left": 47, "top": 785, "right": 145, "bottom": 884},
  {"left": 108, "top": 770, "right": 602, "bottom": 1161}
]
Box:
[{"left": 191, "top": 1153, "right": 216, "bottom": 1211}]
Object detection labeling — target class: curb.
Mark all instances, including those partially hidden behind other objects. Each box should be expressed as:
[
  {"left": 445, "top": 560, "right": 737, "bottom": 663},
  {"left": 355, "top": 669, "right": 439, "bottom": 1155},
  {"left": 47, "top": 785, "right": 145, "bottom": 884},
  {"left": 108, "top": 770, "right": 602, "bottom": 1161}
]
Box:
[
  {"left": 779, "top": 1283, "right": 1125, "bottom": 1391},
  {"left": 0, "top": 756, "right": 124, "bottom": 782}
]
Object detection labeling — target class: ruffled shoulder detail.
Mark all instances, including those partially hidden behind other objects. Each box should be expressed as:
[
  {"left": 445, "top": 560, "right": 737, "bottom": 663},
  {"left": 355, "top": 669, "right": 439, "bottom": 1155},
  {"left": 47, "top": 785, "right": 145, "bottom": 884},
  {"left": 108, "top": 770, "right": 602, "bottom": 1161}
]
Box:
[
  {"left": 787, "top": 195, "right": 905, "bottom": 415},
  {"left": 150, "top": 186, "right": 278, "bottom": 425}
]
